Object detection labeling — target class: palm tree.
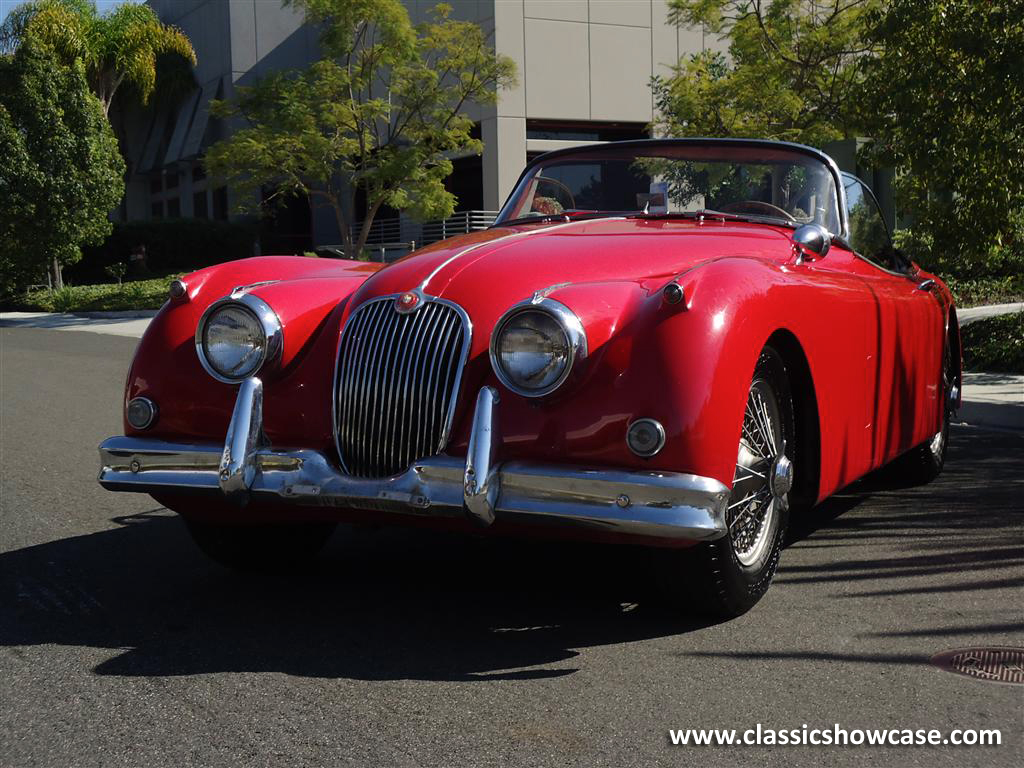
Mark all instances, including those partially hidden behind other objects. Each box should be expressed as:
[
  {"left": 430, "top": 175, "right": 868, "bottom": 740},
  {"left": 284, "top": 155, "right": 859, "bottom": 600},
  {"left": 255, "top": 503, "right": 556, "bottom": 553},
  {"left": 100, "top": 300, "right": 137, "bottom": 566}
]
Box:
[{"left": 0, "top": 0, "right": 196, "bottom": 116}]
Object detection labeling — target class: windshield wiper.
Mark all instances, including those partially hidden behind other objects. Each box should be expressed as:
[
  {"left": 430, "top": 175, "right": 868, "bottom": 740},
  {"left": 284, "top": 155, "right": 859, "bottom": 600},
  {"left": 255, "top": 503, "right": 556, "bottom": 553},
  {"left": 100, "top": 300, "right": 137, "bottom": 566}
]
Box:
[
  {"left": 627, "top": 209, "right": 798, "bottom": 228},
  {"left": 494, "top": 211, "right": 621, "bottom": 228}
]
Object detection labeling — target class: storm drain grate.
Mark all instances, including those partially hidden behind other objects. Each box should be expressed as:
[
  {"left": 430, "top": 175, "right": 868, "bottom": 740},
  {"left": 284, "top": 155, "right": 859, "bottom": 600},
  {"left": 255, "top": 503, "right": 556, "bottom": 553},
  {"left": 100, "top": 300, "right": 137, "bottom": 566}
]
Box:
[{"left": 930, "top": 647, "right": 1024, "bottom": 685}]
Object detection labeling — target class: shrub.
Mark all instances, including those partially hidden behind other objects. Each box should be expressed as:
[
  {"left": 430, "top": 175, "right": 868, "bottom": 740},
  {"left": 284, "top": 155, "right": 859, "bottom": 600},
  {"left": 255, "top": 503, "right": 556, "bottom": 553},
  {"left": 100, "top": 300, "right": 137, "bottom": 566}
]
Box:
[
  {"left": 960, "top": 312, "right": 1024, "bottom": 374},
  {"left": 65, "top": 218, "right": 257, "bottom": 284}
]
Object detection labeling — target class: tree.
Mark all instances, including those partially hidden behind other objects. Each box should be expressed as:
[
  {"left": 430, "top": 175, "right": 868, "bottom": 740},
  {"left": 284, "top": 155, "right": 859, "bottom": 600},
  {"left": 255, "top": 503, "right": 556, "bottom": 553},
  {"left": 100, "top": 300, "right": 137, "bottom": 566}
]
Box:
[
  {"left": 858, "top": 0, "right": 1024, "bottom": 276},
  {"left": 652, "top": 1, "right": 882, "bottom": 146},
  {"left": 0, "top": 40, "right": 125, "bottom": 291},
  {"left": 0, "top": 0, "right": 196, "bottom": 116},
  {"left": 205, "top": 0, "right": 516, "bottom": 257}
]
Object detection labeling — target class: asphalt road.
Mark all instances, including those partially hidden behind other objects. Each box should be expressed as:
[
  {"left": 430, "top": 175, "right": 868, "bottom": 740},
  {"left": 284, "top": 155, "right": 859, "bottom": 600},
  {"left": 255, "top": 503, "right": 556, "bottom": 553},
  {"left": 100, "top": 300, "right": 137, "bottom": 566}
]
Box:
[{"left": 2, "top": 327, "right": 1022, "bottom": 768}]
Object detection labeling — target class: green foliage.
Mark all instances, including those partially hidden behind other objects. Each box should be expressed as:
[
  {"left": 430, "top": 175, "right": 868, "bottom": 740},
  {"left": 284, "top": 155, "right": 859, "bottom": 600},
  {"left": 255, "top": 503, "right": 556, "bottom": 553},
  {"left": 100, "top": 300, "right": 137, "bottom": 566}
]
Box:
[
  {"left": 858, "top": 0, "right": 1024, "bottom": 276},
  {"left": 944, "top": 276, "right": 1024, "bottom": 309},
  {"left": 206, "top": 0, "right": 516, "bottom": 255},
  {"left": 0, "top": 40, "right": 124, "bottom": 295},
  {"left": 0, "top": 0, "right": 196, "bottom": 115},
  {"left": 11, "top": 275, "right": 179, "bottom": 312},
  {"left": 654, "top": 1, "right": 882, "bottom": 145},
  {"left": 960, "top": 312, "right": 1024, "bottom": 374},
  {"left": 65, "top": 218, "right": 257, "bottom": 284}
]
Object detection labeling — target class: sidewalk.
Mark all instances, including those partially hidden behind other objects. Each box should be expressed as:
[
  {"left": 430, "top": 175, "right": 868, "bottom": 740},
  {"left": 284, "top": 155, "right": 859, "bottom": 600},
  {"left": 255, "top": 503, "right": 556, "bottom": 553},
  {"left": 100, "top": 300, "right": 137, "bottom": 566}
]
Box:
[
  {"left": 0, "top": 311, "right": 155, "bottom": 338},
  {"left": 957, "top": 372, "right": 1024, "bottom": 432},
  {"left": 958, "top": 302, "right": 1023, "bottom": 325}
]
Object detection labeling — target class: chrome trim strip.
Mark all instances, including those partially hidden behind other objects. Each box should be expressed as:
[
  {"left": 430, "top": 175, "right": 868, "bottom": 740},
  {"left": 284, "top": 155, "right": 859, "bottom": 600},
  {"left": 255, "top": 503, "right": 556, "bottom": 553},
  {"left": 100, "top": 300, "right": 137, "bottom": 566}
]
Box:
[
  {"left": 417, "top": 219, "right": 583, "bottom": 294},
  {"left": 464, "top": 386, "right": 500, "bottom": 525},
  {"left": 194, "top": 293, "right": 283, "bottom": 384},
  {"left": 98, "top": 385, "right": 730, "bottom": 542},
  {"left": 489, "top": 296, "right": 587, "bottom": 398}
]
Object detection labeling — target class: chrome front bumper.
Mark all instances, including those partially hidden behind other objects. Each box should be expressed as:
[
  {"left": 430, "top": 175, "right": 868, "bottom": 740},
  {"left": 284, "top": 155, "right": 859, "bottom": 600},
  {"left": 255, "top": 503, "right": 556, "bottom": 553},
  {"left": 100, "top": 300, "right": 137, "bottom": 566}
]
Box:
[{"left": 98, "top": 380, "right": 729, "bottom": 542}]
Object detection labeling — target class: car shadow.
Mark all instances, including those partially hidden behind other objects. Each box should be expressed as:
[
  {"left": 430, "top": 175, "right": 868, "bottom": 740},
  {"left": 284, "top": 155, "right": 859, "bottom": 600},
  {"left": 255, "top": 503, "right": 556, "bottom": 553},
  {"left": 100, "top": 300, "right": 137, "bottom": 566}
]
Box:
[
  {"left": 2, "top": 427, "right": 1020, "bottom": 681},
  {"left": 0, "top": 510, "right": 724, "bottom": 682}
]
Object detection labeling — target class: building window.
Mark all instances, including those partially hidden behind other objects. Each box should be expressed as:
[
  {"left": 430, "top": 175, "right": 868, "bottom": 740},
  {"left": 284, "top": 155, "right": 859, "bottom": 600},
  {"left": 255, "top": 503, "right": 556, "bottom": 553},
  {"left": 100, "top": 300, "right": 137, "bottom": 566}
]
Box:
[
  {"left": 149, "top": 177, "right": 162, "bottom": 195},
  {"left": 167, "top": 198, "right": 180, "bottom": 217},
  {"left": 192, "top": 164, "right": 206, "bottom": 182},
  {"left": 166, "top": 172, "right": 179, "bottom": 189},
  {"left": 193, "top": 191, "right": 208, "bottom": 218},
  {"left": 526, "top": 120, "right": 650, "bottom": 142},
  {"left": 212, "top": 186, "right": 228, "bottom": 220},
  {"left": 151, "top": 201, "right": 163, "bottom": 218}
]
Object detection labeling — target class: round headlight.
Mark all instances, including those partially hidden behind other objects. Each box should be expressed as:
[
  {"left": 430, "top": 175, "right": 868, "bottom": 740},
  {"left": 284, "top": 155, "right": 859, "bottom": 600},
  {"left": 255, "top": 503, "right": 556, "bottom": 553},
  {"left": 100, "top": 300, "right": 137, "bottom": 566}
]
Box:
[
  {"left": 196, "top": 295, "right": 281, "bottom": 382},
  {"left": 490, "top": 300, "right": 586, "bottom": 397}
]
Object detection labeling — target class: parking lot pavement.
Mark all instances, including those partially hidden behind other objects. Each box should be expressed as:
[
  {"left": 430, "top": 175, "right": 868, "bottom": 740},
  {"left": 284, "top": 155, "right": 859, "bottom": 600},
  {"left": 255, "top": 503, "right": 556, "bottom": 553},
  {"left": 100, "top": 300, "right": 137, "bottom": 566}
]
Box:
[{"left": 2, "top": 326, "right": 1022, "bottom": 768}]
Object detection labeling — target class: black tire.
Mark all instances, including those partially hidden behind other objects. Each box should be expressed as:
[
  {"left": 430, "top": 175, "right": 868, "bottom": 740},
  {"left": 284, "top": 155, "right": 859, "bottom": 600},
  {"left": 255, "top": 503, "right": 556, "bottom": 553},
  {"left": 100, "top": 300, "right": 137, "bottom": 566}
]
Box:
[
  {"left": 184, "top": 519, "right": 336, "bottom": 572},
  {"left": 885, "top": 331, "right": 952, "bottom": 485},
  {"left": 657, "top": 346, "right": 795, "bottom": 618}
]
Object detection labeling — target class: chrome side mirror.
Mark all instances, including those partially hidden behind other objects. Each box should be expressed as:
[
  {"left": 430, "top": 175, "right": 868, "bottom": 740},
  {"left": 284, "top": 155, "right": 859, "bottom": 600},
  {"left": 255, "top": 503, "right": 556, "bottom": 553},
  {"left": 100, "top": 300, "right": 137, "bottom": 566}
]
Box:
[{"left": 791, "top": 224, "right": 831, "bottom": 264}]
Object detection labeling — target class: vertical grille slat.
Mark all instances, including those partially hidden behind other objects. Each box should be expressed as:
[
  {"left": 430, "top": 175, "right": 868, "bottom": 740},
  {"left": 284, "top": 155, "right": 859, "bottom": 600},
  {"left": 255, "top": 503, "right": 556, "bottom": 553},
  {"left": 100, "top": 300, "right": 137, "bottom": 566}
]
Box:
[{"left": 334, "top": 297, "right": 470, "bottom": 478}]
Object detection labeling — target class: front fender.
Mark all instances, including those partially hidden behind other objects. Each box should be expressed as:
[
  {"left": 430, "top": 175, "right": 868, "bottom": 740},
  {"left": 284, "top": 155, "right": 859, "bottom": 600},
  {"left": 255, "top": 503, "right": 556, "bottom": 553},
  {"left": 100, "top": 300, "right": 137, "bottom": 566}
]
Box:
[{"left": 124, "top": 256, "right": 378, "bottom": 449}]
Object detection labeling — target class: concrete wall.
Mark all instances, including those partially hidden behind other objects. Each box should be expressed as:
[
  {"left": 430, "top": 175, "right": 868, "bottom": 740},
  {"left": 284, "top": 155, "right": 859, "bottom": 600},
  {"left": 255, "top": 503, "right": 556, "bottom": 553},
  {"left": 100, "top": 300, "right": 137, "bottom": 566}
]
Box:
[
  {"left": 479, "top": 0, "right": 718, "bottom": 208},
  {"left": 122, "top": 0, "right": 713, "bottom": 242}
]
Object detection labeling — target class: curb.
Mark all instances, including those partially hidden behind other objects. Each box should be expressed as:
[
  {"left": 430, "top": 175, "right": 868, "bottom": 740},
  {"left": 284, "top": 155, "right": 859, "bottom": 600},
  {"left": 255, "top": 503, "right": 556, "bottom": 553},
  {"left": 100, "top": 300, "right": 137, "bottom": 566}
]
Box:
[{"left": 71, "top": 310, "right": 160, "bottom": 319}]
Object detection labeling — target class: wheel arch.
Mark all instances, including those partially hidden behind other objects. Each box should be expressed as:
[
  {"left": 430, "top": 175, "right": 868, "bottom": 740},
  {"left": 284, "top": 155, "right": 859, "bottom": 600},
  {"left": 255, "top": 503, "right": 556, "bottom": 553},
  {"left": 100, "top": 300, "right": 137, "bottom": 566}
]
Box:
[{"left": 765, "top": 329, "right": 821, "bottom": 511}]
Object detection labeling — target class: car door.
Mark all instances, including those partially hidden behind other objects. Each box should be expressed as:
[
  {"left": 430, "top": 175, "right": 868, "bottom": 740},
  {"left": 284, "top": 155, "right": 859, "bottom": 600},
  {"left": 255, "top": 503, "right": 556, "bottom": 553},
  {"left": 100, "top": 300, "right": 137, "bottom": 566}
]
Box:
[{"left": 840, "top": 174, "right": 945, "bottom": 467}]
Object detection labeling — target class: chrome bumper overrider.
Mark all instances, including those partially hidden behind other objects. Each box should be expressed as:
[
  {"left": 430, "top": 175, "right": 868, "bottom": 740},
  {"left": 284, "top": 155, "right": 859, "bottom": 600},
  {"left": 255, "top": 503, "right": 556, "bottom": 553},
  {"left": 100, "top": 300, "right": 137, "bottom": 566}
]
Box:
[{"left": 97, "top": 379, "right": 729, "bottom": 541}]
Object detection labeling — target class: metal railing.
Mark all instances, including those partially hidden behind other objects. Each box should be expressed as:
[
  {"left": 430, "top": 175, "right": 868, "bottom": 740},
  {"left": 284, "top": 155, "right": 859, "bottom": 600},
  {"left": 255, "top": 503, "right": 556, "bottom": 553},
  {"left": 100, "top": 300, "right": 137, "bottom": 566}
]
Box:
[
  {"left": 316, "top": 242, "right": 416, "bottom": 263},
  {"left": 323, "top": 210, "right": 501, "bottom": 262},
  {"left": 419, "top": 210, "right": 498, "bottom": 245}
]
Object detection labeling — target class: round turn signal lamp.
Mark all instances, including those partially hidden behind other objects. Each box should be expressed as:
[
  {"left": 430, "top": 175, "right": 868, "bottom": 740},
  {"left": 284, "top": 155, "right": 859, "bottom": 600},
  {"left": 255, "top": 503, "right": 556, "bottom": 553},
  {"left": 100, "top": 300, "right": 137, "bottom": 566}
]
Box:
[
  {"left": 126, "top": 397, "right": 157, "bottom": 430},
  {"left": 627, "top": 418, "right": 665, "bottom": 457}
]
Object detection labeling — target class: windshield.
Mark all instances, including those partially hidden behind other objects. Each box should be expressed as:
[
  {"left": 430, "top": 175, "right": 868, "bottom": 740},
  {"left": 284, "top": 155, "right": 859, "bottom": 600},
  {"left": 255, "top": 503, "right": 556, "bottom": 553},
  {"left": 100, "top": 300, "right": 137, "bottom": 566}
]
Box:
[{"left": 496, "top": 142, "right": 842, "bottom": 233}]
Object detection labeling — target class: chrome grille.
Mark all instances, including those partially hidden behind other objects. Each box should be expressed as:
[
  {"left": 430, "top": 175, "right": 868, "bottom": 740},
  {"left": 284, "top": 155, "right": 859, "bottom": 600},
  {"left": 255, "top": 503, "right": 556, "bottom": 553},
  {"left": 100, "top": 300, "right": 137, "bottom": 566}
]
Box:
[{"left": 334, "top": 297, "right": 469, "bottom": 478}]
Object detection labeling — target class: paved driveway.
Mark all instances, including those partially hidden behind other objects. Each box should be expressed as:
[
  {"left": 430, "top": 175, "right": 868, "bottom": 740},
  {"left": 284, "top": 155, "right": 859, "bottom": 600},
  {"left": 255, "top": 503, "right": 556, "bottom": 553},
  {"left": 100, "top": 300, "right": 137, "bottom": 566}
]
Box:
[{"left": 1, "top": 327, "right": 1022, "bottom": 767}]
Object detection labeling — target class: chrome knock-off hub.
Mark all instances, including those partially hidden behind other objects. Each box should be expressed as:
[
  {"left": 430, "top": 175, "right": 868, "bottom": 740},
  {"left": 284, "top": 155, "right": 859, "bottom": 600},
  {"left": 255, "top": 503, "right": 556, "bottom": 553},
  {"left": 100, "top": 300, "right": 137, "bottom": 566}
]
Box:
[{"left": 770, "top": 454, "right": 793, "bottom": 499}]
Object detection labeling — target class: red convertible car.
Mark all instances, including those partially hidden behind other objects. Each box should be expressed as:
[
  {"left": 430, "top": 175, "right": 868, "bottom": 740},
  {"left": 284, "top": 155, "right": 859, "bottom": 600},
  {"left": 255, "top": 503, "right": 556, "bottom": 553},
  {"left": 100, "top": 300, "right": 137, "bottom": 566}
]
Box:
[{"left": 98, "top": 139, "right": 960, "bottom": 616}]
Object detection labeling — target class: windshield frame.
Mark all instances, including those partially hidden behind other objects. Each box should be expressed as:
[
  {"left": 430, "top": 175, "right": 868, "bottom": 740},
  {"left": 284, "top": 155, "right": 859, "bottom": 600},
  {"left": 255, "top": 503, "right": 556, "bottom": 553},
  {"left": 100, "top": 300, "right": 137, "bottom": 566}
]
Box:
[{"left": 493, "top": 138, "right": 850, "bottom": 240}]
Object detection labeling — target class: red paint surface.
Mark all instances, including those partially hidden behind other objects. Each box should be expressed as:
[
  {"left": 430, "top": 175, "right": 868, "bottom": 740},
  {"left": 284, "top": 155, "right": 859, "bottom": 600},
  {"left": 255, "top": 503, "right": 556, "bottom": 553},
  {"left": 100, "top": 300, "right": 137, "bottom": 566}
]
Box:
[{"left": 125, "top": 217, "right": 954, "bottom": 523}]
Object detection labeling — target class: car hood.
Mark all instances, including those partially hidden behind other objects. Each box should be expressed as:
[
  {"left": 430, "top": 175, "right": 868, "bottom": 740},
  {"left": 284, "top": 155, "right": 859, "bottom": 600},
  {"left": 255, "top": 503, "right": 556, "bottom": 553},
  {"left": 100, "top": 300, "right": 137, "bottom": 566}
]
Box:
[{"left": 354, "top": 217, "right": 795, "bottom": 308}]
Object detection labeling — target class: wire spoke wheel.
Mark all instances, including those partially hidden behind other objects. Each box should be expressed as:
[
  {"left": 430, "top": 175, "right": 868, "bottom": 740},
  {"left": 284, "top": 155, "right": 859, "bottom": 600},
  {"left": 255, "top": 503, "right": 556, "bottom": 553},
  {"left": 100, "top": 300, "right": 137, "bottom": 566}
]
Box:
[{"left": 730, "top": 378, "right": 789, "bottom": 567}]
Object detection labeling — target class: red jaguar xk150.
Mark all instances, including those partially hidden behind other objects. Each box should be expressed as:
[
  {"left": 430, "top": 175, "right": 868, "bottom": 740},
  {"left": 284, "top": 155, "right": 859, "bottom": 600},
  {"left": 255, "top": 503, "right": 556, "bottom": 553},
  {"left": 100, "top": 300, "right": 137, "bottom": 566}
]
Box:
[{"left": 98, "top": 139, "right": 960, "bottom": 616}]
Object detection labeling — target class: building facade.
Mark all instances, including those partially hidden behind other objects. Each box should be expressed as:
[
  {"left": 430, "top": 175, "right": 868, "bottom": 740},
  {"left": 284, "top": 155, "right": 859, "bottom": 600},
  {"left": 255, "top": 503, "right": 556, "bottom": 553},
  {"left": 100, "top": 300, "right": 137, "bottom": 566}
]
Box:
[{"left": 116, "top": 0, "right": 724, "bottom": 251}]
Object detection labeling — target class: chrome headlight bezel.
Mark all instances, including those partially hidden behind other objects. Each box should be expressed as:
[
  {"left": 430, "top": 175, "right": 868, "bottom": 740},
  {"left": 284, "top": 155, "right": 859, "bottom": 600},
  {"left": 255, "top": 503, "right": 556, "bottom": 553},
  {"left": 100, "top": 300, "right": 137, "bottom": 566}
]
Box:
[
  {"left": 195, "top": 293, "right": 282, "bottom": 383},
  {"left": 489, "top": 297, "right": 587, "bottom": 398}
]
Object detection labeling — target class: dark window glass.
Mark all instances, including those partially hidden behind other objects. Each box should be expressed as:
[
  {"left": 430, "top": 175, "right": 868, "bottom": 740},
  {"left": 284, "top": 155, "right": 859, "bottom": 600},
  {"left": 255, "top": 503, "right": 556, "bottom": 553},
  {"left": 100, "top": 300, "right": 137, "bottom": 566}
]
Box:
[
  {"left": 151, "top": 201, "right": 163, "bottom": 218},
  {"left": 149, "top": 177, "right": 162, "bottom": 195},
  {"left": 213, "top": 186, "right": 228, "bottom": 220},
  {"left": 167, "top": 198, "right": 180, "bottom": 217},
  {"left": 843, "top": 175, "right": 891, "bottom": 268},
  {"left": 193, "top": 190, "right": 208, "bottom": 218},
  {"left": 165, "top": 172, "right": 179, "bottom": 189},
  {"left": 526, "top": 120, "right": 650, "bottom": 142},
  {"left": 192, "top": 163, "right": 206, "bottom": 182}
]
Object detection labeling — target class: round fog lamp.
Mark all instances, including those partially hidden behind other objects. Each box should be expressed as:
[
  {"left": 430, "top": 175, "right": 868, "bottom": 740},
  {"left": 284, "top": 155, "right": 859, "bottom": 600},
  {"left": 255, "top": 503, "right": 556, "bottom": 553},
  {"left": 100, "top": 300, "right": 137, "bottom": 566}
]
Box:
[
  {"left": 126, "top": 397, "right": 157, "bottom": 429},
  {"left": 627, "top": 418, "right": 665, "bottom": 457}
]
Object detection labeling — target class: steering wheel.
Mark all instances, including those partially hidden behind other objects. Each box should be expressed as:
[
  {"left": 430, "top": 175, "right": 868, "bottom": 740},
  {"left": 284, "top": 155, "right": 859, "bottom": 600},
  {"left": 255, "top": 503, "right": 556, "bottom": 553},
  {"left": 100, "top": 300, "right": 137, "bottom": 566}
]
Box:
[
  {"left": 719, "top": 200, "right": 796, "bottom": 221},
  {"left": 533, "top": 177, "right": 576, "bottom": 212}
]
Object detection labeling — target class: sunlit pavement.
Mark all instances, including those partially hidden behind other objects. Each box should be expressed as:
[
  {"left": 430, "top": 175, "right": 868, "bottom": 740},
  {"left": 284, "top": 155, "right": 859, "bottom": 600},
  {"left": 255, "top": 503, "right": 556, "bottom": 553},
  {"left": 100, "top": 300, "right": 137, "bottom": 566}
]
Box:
[{"left": 2, "top": 326, "right": 1022, "bottom": 768}]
